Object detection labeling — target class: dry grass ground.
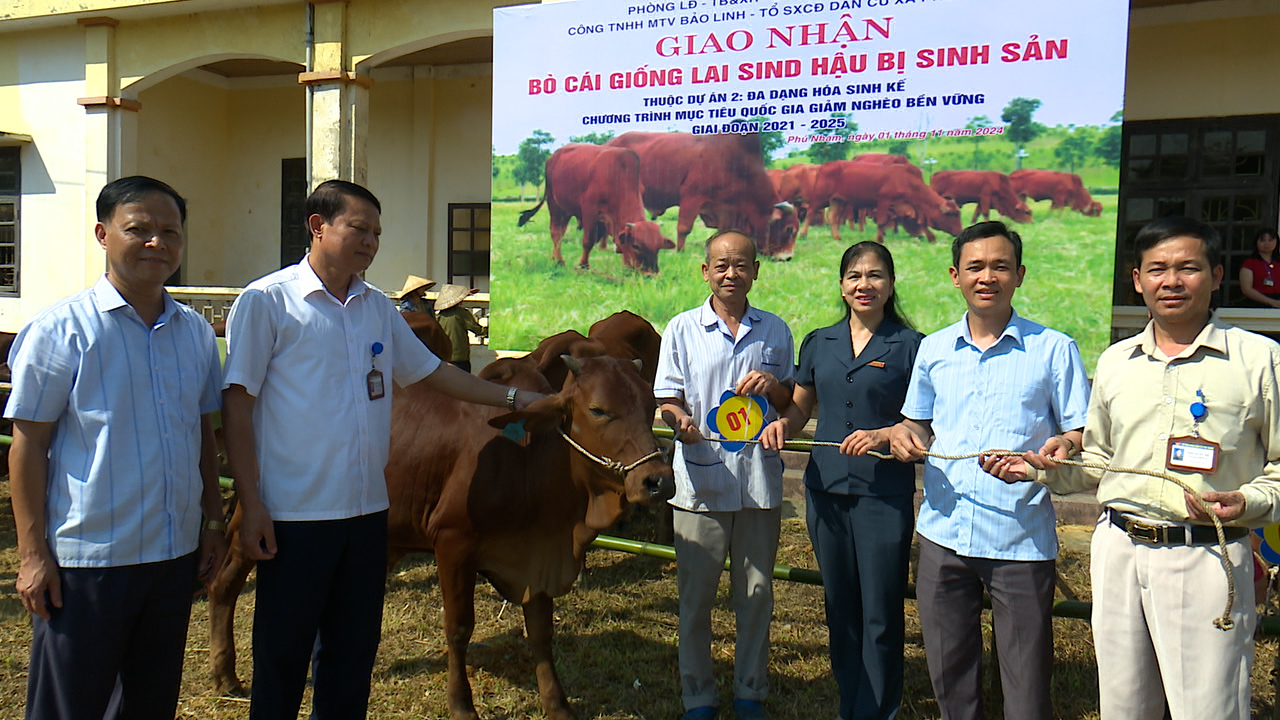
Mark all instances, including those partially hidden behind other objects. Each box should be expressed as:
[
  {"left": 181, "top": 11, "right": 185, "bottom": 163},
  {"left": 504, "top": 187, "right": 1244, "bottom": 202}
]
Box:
[{"left": 0, "top": 488, "right": 1275, "bottom": 719}]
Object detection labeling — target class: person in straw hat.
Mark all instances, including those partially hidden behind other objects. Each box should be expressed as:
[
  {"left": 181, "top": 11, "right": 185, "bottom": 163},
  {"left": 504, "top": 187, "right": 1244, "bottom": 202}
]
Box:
[
  {"left": 392, "top": 274, "right": 436, "bottom": 314},
  {"left": 434, "top": 283, "right": 486, "bottom": 372}
]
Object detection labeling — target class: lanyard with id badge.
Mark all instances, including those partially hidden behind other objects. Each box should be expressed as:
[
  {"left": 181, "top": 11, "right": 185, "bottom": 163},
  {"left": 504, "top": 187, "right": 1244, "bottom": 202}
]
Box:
[
  {"left": 367, "top": 341, "right": 385, "bottom": 400},
  {"left": 1166, "top": 389, "right": 1220, "bottom": 474}
]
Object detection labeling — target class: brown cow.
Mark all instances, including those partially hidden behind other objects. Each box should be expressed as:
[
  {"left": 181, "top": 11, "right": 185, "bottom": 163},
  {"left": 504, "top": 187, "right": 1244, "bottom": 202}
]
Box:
[
  {"left": 606, "top": 132, "right": 799, "bottom": 258},
  {"left": 851, "top": 152, "right": 913, "bottom": 168},
  {"left": 930, "top": 170, "right": 1033, "bottom": 224},
  {"left": 587, "top": 310, "right": 661, "bottom": 386},
  {"left": 385, "top": 352, "right": 673, "bottom": 719},
  {"left": 803, "top": 161, "right": 963, "bottom": 243},
  {"left": 848, "top": 154, "right": 921, "bottom": 232},
  {"left": 518, "top": 143, "right": 674, "bottom": 275},
  {"left": 492, "top": 311, "right": 660, "bottom": 398},
  {"left": 1009, "top": 169, "right": 1103, "bottom": 217}
]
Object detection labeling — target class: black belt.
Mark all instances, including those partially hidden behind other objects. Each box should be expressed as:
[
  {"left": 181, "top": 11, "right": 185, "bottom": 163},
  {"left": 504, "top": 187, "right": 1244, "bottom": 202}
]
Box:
[{"left": 1107, "top": 508, "right": 1248, "bottom": 545}]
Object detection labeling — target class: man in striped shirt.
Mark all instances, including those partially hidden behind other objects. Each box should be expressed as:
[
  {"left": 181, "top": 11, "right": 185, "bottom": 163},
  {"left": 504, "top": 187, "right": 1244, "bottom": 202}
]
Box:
[
  {"left": 655, "top": 229, "right": 795, "bottom": 720},
  {"left": 6, "top": 176, "right": 227, "bottom": 720},
  {"left": 890, "top": 221, "right": 1090, "bottom": 720}
]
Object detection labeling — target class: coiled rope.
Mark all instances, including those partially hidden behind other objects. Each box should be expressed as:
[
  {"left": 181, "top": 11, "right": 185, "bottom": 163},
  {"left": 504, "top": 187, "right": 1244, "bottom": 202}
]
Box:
[{"left": 697, "top": 435, "right": 1238, "bottom": 630}]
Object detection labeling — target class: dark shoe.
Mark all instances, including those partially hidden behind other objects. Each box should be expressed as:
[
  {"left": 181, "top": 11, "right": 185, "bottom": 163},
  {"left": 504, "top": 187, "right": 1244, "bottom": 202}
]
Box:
[
  {"left": 732, "top": 699, "right": 767, "bottom": 720},
  {"left": 680, "top": 706, "right": 717, "bottom": 720}
]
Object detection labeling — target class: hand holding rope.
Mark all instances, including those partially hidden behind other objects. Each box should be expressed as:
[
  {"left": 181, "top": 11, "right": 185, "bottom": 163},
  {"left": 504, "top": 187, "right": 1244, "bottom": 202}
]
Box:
[{"left": 695, "top": 434, "right": 1240, "bottom": 631}]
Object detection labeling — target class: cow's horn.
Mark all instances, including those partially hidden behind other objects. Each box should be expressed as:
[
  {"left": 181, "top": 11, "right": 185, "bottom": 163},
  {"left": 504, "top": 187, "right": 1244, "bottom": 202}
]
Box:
[
  {"left": 626, "top": 222, "right": 636, "bottom": 229},
  {"left": 774, "top": 201, "right": 795, "bottom": 214},
  {"left": 632, "top": 358, "right": 643, "bottom": 373},
  {"left": 561, "top": 354, "right": 583, "bottom": 376}
]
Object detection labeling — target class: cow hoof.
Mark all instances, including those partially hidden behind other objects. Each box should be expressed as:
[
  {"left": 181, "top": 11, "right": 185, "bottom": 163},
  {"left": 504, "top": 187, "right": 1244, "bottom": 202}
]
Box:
[
  {"left": 546, "top": 707, "right": 578, "bottom": 720},
  {"left": 213, "top": 677, "right": 248, "bottom": 698},
  {"left": 576, "top": 263, "right": 590, "bottom": 271}
]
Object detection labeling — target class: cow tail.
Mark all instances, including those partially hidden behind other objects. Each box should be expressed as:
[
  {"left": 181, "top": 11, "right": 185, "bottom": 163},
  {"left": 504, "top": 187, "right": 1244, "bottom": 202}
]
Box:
[{"left": 518, "top": 196, "right": 546, "bottom": 227}]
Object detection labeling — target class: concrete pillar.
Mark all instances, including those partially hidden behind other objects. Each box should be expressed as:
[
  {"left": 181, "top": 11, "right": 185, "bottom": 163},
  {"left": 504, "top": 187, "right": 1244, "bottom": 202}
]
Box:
[
  {"left": 411, "top": 65, "right": 436, "bottom": 275},
  {"left": 76, "top": 16, "right": 140, "bottom": 287},
  {"left": 302, "top": 0, "right": 371, "bottom": 190}
]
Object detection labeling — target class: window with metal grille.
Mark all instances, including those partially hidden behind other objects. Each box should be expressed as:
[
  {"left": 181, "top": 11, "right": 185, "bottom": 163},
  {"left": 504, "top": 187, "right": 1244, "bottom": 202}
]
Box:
[
  {"left": 0, "top": 147, "right": 18, "bottom": 296},
  {"left": 280, "top": 158, "right": 309, "bottom": 269},
  {"left": 448, "top": 203, "right": 490, "bottom": 291},
  {"left": 1115, "top": 116, "right": 1279, "bottom": 308}
]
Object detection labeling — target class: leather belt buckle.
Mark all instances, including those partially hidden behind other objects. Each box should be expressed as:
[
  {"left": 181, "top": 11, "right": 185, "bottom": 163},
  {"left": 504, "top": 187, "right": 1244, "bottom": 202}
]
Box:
[{"left": 1125, "top": 519, "right": 1165, "bottom": 544}]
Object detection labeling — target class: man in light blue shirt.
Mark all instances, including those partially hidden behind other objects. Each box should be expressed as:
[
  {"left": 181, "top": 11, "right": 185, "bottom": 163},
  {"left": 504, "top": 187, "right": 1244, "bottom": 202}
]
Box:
[
  {"left": 889, "top": 221, "right": 1089, "bottom": 720},
  {"left": 6, "top": 176, "right": 226, "bottom": 720},
  {"left": 655, "top": 229, "right": 794, "bottom": 720}
]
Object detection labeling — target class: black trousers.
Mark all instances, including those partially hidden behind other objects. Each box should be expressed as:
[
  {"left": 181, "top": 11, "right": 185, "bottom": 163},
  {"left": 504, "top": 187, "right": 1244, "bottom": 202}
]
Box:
[
  {"left": 807, "top": 488, "right": 913, "bottom": 720},
  {"left": 249, "top": 511, "right": 388, "bottom": 720},
  {"left": 916, "top": 536, "right": 1055, "bottom": 720},
  {"left": 26, "top": 552, "right": 198, "bottom": 720}
]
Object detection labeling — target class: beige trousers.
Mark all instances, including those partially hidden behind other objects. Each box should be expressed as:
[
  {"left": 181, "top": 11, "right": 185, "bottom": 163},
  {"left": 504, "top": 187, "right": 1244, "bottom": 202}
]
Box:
[
  {"left": 673, "top": 507, "right": 782, "bottom": 710},
  {"left": 1092, "top": 513, "right": 1255, "bottom": 720}
]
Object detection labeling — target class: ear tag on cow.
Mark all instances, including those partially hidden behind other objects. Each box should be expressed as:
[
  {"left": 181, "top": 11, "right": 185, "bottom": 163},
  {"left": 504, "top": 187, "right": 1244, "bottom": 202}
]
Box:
[
  {"left": 501, "top": 418, "right": 528, "bottom": 444},
  {"left": 367, "top": 341, "right": 385, "bottom": 401},
  {"left": 705, "top": 391, "right": 769, "bottom": 452}
]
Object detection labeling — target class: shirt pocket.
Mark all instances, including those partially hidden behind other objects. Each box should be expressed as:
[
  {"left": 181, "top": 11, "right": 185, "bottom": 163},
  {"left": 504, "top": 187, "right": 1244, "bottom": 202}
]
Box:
[
  {"left": 760, "top": 346, "right": 786, "bottom": 371},
  {"left": 681, "top": 439, "right": 724, "bottom": 469}
]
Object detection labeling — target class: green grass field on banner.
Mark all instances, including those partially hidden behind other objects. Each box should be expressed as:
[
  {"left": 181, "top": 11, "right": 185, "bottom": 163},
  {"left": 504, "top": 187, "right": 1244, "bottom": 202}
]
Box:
[{"left": 491, "top": 195, "right": 1117, "bottom": 372}]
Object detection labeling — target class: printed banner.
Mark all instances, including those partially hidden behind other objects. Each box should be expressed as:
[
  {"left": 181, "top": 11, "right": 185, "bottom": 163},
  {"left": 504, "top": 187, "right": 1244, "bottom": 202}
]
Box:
[{"left": 492, "top": 0, "right": 1128, "bottom": 368}]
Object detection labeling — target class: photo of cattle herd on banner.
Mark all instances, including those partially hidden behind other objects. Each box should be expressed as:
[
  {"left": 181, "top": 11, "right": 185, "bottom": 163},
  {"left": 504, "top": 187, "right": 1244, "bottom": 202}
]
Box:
[
  {"left": 494, "top": 124, "right": 1119, "bottom": 366},
  {"left": 514, "top": 131, "right": 1110, "bottom": 270}
]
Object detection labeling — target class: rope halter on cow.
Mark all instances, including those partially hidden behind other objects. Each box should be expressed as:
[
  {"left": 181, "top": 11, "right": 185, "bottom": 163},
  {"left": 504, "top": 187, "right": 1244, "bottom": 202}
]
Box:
[{"left": 557, "top": 428, "right": 665, "bottom": 476}]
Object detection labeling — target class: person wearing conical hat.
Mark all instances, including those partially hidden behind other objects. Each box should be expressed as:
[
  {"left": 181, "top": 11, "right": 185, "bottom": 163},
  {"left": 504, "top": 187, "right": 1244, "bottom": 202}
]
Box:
[
  {"left": 391, "top": 274, "right": 435, "bottom": 315},
  {"left": 434, "top": 284, "right": 486, "bottom": 373}
]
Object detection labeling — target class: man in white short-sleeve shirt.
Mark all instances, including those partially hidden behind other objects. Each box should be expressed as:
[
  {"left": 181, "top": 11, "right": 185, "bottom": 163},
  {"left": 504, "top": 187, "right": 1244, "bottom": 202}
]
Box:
[
  {"left": 655, "top": 230, "right": 794, "bottom": 720},
  {"left": 222, "top": 180, "right": 542, "bottom": 719}
]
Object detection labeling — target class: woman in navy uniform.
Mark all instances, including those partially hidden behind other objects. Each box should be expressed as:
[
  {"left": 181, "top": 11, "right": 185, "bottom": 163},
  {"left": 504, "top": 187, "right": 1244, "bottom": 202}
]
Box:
[{"left": 763, "top": 241, "right": 922, "bottom": 720}]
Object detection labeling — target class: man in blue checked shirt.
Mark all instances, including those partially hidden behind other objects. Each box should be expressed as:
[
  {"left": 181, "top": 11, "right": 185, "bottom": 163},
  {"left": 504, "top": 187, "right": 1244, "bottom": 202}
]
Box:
[
  {"left": 6, "top": 176, "right": 227, "bottom": 720},
  {"left": 655, "top": 229, "right": 795, "bottom": 720},
  {"left": 888, "top": 221, "right": 1089, "bottom": 720}
]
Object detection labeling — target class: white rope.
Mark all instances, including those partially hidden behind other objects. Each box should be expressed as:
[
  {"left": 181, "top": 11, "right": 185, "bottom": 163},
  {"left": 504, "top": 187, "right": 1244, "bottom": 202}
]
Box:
[
  {"left": 556, "top": 428, "right": 665, "bottom": 476},
  {"left": 699, "top": 435, "right": 1239, "bottom": 630}
]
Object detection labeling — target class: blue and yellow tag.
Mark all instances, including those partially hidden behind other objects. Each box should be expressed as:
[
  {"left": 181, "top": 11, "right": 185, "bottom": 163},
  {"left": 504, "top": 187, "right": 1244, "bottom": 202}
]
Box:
[{"left": 705, "top": 391, "right": 769, "bottom": 452}]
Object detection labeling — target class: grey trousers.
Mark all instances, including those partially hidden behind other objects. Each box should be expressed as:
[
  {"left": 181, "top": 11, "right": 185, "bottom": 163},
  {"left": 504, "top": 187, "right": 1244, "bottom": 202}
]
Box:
[
  {"left": 673, "top": 506, "right": 782, "bottom": 710},
  {"left": 916, "top": 536, "right": 1054, "bottom": 720}
]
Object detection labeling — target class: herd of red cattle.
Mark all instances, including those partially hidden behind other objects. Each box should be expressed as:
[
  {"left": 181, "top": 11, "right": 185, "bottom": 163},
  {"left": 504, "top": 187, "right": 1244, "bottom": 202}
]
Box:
[{"left": 518, "top": 131, "right": 1105, "bottom": 275}]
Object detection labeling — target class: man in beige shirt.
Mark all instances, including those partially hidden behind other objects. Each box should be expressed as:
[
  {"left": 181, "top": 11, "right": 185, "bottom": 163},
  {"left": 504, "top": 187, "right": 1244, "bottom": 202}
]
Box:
[{"left": 984, "top": 215, "right": 1280, "bottom": 719}]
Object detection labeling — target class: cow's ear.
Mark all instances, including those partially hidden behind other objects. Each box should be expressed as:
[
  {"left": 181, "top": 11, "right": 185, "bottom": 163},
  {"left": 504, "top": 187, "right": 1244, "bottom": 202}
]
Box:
[
  {"left": 662, "top": 238, "right": 676, "bottom": 250},
  {"left": 488, "top": 393, "right": 569, "bottom": 435}
]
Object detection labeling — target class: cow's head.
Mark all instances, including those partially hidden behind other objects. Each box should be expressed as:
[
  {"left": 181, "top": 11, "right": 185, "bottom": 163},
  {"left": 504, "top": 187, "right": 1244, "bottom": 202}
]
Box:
[
  {"left": 760, "top": 202, "right": 798, "bottom": 260},
  {"left": 489, "top": 354, "right": 674, "bottom": 506},
  {"left": 1007, "top": 197, "right": 1034, "bottom": 224},
  {"left": 616, "top": 221, "right": 676, "bottom": 276},
  {"left": 1085, "top": 200, "right": 1103, "bottom": 217},
  {"left": 929, "top": 196, "right": 964, "bottom": 238}
]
